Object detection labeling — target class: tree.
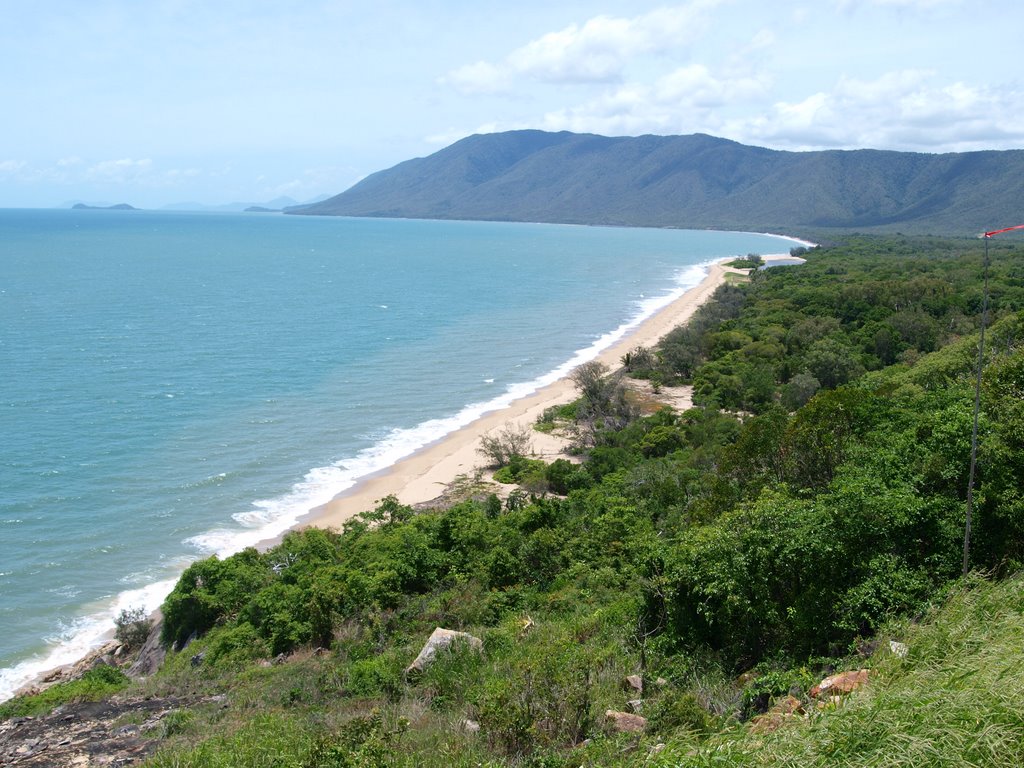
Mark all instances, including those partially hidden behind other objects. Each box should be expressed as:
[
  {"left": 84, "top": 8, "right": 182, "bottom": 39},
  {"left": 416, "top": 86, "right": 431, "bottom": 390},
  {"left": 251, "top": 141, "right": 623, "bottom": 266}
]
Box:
[
  {"left": 114, "top": 607, "right": 153, "bottom": 650},
  {"left": 478, "top": 424, "right": 533, "bottom": 468},
  {"left": 804, "top": 338, "right": 865, "bottom": 389},
  {"left": 570, "top": 360, "right": 610, "bottom": 404},
  {"left": 782, "top": 372, "right": 820, "bottom": 410}
]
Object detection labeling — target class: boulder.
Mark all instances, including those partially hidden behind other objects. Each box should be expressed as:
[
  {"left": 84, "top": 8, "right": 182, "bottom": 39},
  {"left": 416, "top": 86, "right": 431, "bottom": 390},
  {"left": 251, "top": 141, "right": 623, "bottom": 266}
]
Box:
[
  {"left": 406, "top": 628, "right": 483, "bottom": 673},
  {"left": 623, "top": 674, "right": 643, "bottom": 693},
  {"left": 605, "top": 710, "right": 647, "bottom": 733},
  {"left": 889, "top": 640, "right": 909, "bottom": 658},
  {"left": 127, "top": 619, "right": 167, "bottom": 678},
  {"left": 809, "top": 669, "right": 870, "bottom": 698},
  {"left": 815, "top": 695, "right": 846, "bottom": 710},
  {"left": 750, "top": 695, "right": 805, "bottom": 733}
]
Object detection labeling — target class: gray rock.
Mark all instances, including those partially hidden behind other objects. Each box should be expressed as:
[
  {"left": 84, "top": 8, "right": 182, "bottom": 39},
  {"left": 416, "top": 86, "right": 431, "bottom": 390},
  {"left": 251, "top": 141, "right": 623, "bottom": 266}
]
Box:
[
  {"left": 605, "top": 710, "right": 647, "bottom": 733},
  {"left": 623, "top": 674, "right": 643, "bottom": 693},
  {"left": 127, "top": 618, "right": 167, "bottom": 678},
  {"left": 406, "top": 628, "right": 483, "bottom": 673}
]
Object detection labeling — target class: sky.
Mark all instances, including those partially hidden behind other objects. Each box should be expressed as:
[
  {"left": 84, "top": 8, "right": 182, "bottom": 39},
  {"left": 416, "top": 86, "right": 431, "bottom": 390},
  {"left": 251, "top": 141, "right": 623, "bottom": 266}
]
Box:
[{"left": 1, "top": 0, "right": 1021, "bottom": 208}]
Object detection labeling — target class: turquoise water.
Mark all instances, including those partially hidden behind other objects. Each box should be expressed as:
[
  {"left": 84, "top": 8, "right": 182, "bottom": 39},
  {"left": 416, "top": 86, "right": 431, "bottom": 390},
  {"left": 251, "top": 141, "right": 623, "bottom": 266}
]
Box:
[{"left": 0, "top": 209, "right": 795, "bottom": 698}]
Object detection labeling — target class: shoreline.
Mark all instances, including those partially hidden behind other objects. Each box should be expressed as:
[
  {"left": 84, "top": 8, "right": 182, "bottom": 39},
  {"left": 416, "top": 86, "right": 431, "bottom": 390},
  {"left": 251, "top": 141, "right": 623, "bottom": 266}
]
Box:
[
  {"left": 304, "top": 258, "right": 741, "bottom": 532},
  {"left": 2, "top": 243, "right": 806, "bottom": 703}
]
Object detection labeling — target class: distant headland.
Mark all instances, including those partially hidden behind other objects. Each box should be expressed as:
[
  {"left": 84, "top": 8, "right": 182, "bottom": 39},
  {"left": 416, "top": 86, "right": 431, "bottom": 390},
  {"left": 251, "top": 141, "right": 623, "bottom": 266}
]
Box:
[
  {"left": 71, "top": 203, "right": 138, "bottom": 211},
  {"left": 289, "top": 129, "right": 1024, "bottom": 236}
]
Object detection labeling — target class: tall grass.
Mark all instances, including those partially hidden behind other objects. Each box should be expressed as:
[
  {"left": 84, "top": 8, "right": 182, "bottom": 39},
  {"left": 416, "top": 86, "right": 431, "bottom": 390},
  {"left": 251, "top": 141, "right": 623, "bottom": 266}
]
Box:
[{"left": 652, "top": 574, "right": 1024, "bottom": 767}]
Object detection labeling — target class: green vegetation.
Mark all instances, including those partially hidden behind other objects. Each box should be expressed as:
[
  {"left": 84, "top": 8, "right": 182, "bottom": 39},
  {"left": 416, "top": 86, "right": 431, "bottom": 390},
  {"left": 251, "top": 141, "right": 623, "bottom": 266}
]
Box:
[
  {"left": 115, "top": 606, "right": 154, "bottom": 650},
  {"left": 650, "top": 574, "right": 1024, "bottom": 767},
  {"left": 724, "top": 254, "right": 764, "bottom": 269},
  {"left": 6, "top": 234, "right": 1024, "bottom": 767},
  {"left": 0, "top": 665, "right": 130, "bottom": 719}
]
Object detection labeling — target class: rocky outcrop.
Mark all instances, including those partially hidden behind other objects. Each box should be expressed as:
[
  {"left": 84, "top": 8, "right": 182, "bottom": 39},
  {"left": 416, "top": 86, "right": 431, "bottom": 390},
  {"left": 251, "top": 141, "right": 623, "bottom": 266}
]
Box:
[
  {"left": 604, "top": 710, "right": 647, "bottom": 733},
  {"left": 889, "top": 641, "right": 909, "bottom": 658},
  {"left": 0, "top": 694, "right": 216, "bottom": 767},
  {"left": 406, "top": 628, "right": 483, "bottom": 674},
  {"left": 749, "top": 695, "right": 806, "bottom": 733},
  {"left": 809, "top": 669, "right": 870, "bottom": 699},
  {"left": 127, "top": 619, "right": 166, "bottom": 678},
  {"left": 623, "top": 674, "right": 643, "bottom": 694},
  {"left": 12, "top": 642, "right": 124, "bottom": 700}
]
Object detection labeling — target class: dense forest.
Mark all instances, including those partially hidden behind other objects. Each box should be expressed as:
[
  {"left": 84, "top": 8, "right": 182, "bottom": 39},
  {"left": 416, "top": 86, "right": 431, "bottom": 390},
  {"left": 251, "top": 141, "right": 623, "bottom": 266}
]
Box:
[{"left": 5, "top": 233, "right": 1024, "bottom": 767}]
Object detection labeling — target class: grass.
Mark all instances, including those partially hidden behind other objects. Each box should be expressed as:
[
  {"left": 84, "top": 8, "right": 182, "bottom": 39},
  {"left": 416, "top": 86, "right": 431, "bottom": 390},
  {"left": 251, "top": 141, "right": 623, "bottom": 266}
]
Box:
[
  {"left": 0, "top": 664, "right": 130, "bottom": 719},
  {"left": 723, "top": 271, "right": 752, "bottom": 285},
  {"left": 650, "top": 573, "right": 1024, "bottom": 767}
]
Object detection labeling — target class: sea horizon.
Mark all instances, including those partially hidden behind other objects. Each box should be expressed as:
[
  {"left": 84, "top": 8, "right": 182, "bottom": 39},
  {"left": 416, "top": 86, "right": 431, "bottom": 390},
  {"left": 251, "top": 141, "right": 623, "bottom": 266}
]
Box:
[{"left": 0, "top": 209, "right": 801, "bottom": 701}]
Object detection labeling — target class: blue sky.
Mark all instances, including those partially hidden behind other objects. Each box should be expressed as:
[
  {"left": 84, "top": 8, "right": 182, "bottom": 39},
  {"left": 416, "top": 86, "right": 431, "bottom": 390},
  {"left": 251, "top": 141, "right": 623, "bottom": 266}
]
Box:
[{"left": 1, "top": 0, "right": 1020, "bottom": 208}]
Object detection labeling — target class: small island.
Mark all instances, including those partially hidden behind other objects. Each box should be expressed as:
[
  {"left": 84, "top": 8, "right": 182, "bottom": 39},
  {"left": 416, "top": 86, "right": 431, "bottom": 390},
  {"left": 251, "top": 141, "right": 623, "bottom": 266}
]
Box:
[{"left": 71, "top": 203, "right": 138, "bottom": 210}]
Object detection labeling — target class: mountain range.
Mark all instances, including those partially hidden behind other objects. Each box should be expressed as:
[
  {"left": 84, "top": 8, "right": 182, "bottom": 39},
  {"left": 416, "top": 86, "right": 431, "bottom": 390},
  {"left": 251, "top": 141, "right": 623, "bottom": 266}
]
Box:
[{"left": 290, "top": 131, "right": 1024, "bottom": 235}]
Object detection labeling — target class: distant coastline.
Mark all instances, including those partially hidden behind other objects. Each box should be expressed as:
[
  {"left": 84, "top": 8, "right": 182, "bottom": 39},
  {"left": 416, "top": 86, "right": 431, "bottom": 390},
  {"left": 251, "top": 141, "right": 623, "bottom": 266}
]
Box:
[
  {"left": 305, "top": 243, "right": 810, "bottom": 535},
  {"left": 71, "top": 203, "right": 137, "bottom": 211}
]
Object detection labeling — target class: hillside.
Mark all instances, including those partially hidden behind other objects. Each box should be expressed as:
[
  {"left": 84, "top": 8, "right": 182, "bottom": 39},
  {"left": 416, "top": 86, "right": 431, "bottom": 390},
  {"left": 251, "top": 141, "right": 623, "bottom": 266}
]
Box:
[
  {"left": 4, "top": 234, "right": 1024, "bottom": 767},
  {"left": 291, "top": 131, "right": 1024, "bottom": 235}
]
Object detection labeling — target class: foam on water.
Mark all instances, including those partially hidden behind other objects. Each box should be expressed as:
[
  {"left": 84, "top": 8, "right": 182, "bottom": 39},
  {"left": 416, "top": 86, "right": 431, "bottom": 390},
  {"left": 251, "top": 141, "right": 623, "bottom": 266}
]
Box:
[
  {"left": 183, "top": 260, "right": 717, "bottom": 559},
  {"left": 0, "top": 575, "right": 180, "bottom": 700},
  {"left": 184, "top": 254, "right": 800, "bottom": 563}
]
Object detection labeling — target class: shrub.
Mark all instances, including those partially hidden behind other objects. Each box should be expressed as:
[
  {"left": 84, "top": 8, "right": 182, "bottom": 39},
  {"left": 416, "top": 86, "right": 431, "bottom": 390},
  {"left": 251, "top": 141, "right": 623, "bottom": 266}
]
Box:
[
  {"left": 493, "top": 454, "right": 547, "bottom": 487},
  {"left": 726, "top": 254, "right": 765, "bottom": 269},
  {"left": 740, "top": 667, "right": 816, "bottom": 719},
  {"left": 479, "top": 425, "right": 534, "bottom": 468},
  {"left": 114, "top": 606, "right": 153, "bottom": 650},
  {"left": 545, "top": 458, "right": 590, "bottom": 495},
  {"left": 622, "top": 345, "right": 656, "bottom": 372},
  {"left": 304, "top": 709, "right": 409, "bottom": 768},
  {"left": 206, "top": 623, "right": 270, "bottom": 667}
]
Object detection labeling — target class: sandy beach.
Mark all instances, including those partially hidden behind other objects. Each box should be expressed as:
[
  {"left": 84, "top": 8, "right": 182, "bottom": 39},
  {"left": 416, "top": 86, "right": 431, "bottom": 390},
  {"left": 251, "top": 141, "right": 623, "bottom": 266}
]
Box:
[{"left": 309, "top": 260, "right": 738, "bottom": 530}]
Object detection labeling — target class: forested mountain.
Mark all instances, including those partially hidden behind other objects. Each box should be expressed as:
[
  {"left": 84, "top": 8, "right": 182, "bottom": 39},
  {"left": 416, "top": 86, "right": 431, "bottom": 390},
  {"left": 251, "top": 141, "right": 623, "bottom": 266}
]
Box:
[{"left": 291, "top": 131, "right": 1024, "bottom": 235}]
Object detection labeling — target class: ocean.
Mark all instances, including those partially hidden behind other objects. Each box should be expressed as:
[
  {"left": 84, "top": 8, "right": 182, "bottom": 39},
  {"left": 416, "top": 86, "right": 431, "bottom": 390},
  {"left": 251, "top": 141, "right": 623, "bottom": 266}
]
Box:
[{"left": 0, "top": 209, "right": 796, "bottom": 699}]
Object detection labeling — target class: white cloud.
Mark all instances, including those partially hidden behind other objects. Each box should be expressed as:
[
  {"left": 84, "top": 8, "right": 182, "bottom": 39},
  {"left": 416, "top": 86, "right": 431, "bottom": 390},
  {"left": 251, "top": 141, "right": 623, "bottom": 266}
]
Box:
[
  {"left": 444, "top": 61, "right": 513, "bottom": 95},
  {"left": 86, "top": 158, "right": 154, "bottom": 183},
  {"left": 537, "top": 64, "right": 770, "bottom": 136},
  {"left": 426, "top": 123, "right": 503, "bottom": 146},
  {"left": 443, "top": 1, "right": 720, "bottom": 93},
  {"left": 731, "top": 70, "right": 1024, "bottom": 151},
  {"left": 165, "top": 168, "right": 201, "bottom": 179},
  {"left": 468, "top": 59, "right": 1021, "bottom": 155},
  {"left": 0, "top": 160, "right": 27, "bottom": 175},
  {"left": 836, "top": 0, "right": 963, "bottom": 9}
]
